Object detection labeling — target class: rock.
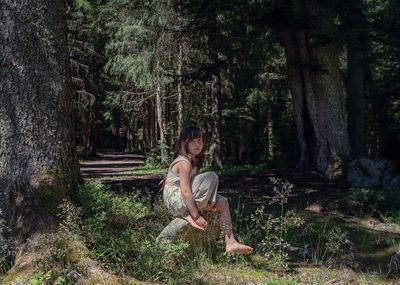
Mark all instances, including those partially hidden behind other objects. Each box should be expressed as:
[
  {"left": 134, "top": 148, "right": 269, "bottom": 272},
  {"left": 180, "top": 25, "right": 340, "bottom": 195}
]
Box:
[
  {"left": 359, "top": 157, "right": 386, "bottom": 178},
  {"left": 382, "top": 173, "right": 394, "bottom": 189},
  {"left": 298, "top": 244, "right": 313, "bottom": 260},
  {"left": 382, "top": 164, "right": 396, "bottom": 176},
  {"left": 345, "top": 239, "right": 355, "bottom": 263},
  {"left": 360, "top": 177, "right": 380, "bottom": 188},
  {"left": 347, "top": 167, "right": 364, "bottom": 187},
  {"left": 347, "top": 158, "right": 399, "bottom": 189},
  {"left": 388, "top": 175, "right": 400, "bottom": 190}
]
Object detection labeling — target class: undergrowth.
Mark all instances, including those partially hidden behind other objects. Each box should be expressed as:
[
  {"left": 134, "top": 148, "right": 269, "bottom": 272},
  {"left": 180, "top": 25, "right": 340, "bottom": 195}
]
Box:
[
  {"left": 72, "top": 181, "right": 197, "bottom": 283},
  {"left": 0, "top": 210, "right": 13, "bottom": 276},
  {"left": 63, "top": 180, "right": 400, "bottom": 284},
  {"left": 350, "top": 187, "right": 400, "bottom": 220}
]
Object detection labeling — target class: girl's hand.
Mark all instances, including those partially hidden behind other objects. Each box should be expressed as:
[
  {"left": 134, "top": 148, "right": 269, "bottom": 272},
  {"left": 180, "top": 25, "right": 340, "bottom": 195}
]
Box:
[
  {"left": 194, "top": 215, "right": 208, "bottom": 229},
  {"left": 183, "top": 213, "right": 206, "bottom": 231}
]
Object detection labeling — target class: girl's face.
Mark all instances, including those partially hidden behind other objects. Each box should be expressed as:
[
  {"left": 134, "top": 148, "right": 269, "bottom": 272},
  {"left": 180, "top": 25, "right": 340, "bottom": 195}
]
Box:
[{"left": 187, "top": 137, "right": 204, "bottom": 156}]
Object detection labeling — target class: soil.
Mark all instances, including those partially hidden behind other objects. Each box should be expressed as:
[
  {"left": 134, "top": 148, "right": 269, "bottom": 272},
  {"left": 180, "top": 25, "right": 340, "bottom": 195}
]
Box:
[{"left": 79, "top": 152, "right": 353, "bottom": 212}]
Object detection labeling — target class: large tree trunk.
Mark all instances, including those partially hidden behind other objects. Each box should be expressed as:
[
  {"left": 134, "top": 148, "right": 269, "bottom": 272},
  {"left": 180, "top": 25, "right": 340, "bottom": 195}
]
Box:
[
  {"left": 0, "top": 0, "right": 81, "bottom": 242},
  {"left": 0, "top": 2, "right": 142, "bottom": 284},
  {"left": 207, "top": 15, "right": 223, "bottom": 169},
  {"left": 280, "top": 0, "right": 351, "bottom": 177},
  {"left": 344, "top": 0, "right": 367, "bottom": 158}
]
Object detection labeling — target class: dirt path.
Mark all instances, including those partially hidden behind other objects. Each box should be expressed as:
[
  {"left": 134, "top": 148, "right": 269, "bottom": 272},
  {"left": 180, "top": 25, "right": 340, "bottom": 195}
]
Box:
[{"left": 80, "top": 152, "right": 145, "bottom": 178}]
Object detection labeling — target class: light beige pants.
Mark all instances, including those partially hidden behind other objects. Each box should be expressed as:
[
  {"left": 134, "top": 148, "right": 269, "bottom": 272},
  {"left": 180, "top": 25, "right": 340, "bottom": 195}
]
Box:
[{"left": 163, "top": 171, "right": 227, "bottom": 217}]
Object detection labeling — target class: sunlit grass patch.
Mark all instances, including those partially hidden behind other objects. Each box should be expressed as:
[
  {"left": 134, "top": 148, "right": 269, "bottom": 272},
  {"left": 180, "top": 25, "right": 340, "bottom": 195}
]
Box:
[
  {"left": 296, "top": 266, "right": 393, "bottom": 285},
  {"left": 206, "top": 163, "right": 278, "bottom": 177},
  {"left": 196, "top": 261, "right": 276, "bottom": 284},
  {"left": 122, "top": 164, "right": 168, "bottom": 175}
]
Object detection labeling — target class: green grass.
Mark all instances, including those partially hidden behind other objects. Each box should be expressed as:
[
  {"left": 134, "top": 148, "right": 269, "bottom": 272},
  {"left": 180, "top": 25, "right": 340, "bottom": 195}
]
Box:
[
  {"left": 122, "top": 164, "right": 168, "bottom": 175},
  {"left": 68, "top": 179, "right": 400, "bottom": 284},
  {"left": 206, "top": 163, "right": 278, "bottom": 177}
]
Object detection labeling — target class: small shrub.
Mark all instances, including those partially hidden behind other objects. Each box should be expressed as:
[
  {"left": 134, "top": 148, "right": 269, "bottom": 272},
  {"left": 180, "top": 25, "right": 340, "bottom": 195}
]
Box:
[
  {"left": 145, "top": 140, "right": 172, "bottom": 168},
  {"left": 351, "top": 187, "right": 385, "bottom": 216},
  {"left": 351, "top": 187, "right": 400, "bottom": 218},
  {"left": 244, "top": 178, "right": 304, "bottom": 270}
]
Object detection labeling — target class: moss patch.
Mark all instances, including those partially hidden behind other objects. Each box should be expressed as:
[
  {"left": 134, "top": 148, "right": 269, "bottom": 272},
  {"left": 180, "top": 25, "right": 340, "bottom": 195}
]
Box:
[
  {"left": 360, "top": 245, "right": 399, "bottom": 268},
  {"left": 30, "top": 166, "right": 72, "bottom": 216},
  {"left": 197, "top": 262, "right": 276, "bottom": 284},
  {"left": 3, "top": 228, "right": 140, "bottom": 285},
  {"left": 296, "top": 267, "right": 392, "bottom": 285}
]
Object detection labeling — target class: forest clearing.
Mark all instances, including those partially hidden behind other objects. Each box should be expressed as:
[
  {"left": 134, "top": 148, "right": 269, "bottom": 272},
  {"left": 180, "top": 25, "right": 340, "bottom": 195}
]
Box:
[{"left": 1, "top": 0, "right": 400, "bottom": 284}]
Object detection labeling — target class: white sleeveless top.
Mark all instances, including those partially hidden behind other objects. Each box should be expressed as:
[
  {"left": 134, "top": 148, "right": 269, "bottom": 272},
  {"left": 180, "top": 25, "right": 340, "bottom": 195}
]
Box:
[{"left": 165, "top": 155, "right": 197, "bottom": 187}]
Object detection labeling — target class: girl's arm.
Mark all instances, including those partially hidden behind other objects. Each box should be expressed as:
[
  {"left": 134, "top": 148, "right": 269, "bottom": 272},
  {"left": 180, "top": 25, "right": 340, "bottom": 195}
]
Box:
[{"left": 178, "top": 161, "right": 200, "bottom": 219}]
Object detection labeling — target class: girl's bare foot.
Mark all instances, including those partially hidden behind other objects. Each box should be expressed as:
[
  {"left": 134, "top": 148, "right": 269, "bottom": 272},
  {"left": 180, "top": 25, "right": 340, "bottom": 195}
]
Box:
[{"left": 225, "top": 242, "right": 254, "bottom": 254}]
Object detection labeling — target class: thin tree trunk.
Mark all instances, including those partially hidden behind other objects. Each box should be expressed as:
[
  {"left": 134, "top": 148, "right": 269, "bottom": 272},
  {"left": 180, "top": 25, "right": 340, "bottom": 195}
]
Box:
[
  {"left": 81, "top": 118, "right": 89, "bottom": 158},
  {"left": 90, "top": 101, "right": 100, "bottom": 157},
  {"left": 177, "top": 42, "right": 184, "bottom": 135},
  {"left": 267, "top": 109, "right": 274, "bottom": 160},
  {"left": 148, "top": 98, "right": 156, "bottom": 151},
  {"left": 156, "top": 59, "right": 169, "bottom": 165},
  {"left": 345, "top": 0, "right": 367, "bottom": 158},
  {"left": 207, "top": 15, "right": 223, "bottom": 169},
  {"left": 280, "top": 0, "right": 351, "bottom": 177}
]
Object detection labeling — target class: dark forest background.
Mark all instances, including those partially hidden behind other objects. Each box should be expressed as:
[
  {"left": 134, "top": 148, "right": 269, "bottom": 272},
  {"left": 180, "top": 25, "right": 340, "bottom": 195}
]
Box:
[{"left": 69, "top": 0, "right": 400, "bottom": 173}]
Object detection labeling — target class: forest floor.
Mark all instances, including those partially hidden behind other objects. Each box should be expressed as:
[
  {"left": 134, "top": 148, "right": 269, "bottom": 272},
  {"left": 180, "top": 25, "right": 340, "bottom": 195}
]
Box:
[
  {"left": 79, "top": 152, "right": 400, "bottom": 285},
  {"left": 80, "top": 152, "right": 351, "bottom": 211}
]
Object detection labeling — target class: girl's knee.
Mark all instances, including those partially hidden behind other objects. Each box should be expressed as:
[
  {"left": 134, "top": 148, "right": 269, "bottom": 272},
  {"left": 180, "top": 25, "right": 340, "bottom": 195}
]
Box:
[{"left": 205, "top": 171, "right": 218, "bottom": 183}]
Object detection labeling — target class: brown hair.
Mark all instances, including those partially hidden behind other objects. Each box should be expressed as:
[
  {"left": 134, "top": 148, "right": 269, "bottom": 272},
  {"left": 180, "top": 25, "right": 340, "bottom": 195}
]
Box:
[{"left": 174, "top": 125, "right": 205, "bottom": 169}]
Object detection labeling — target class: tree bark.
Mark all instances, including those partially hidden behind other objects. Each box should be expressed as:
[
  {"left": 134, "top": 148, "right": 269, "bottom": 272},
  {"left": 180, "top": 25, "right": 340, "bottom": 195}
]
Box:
[
  {"left": 207, "top": 14, "right": 223, "bottom": 169},
  {"left": 148, "top": 97, "right": 156, "bottom": 151},
  {"left": 81, "top": 117, "right": 89, "bottom": 158},
  {"left": 267, "top": 108, "right": 274, "bottom": 160},
  {"left": 155, "top": 60, "right": 169, "bottom": 165},
  {"left": 280, "top": 0, "right": 351, "bottom": 177},
  {"left": 177, "top": 42, "right": 184, "bottom": 135},
  {"left": 0, "top": 0, "right": 81, "bottom": 242},
  {"left": 344, "top": 0, "right": 367, "bottom": 158}
]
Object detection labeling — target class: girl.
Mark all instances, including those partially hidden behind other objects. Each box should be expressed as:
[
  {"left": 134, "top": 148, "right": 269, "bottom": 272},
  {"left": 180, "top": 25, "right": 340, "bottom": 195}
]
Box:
[{"left": 162, "top": 125, "right": 253, "bottom": 254}]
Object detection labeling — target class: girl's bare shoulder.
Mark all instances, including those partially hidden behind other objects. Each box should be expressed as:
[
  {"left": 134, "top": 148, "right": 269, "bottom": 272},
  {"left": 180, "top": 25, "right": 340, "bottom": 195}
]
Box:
[{"left": 171, "top": 159, "right": 191, "bottom": 174}]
